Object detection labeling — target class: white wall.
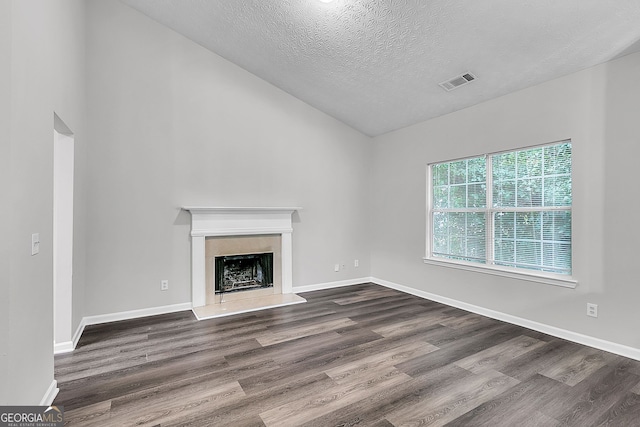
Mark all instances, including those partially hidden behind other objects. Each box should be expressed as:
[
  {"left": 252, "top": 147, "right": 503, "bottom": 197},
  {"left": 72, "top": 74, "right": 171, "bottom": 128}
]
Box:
[
  {"left": 0, "top": 0, "right": 12, "bottom": 406},
  {"left": 601, "top": 52, "right": 640, "bottom": 345},
  {"left": 371, "top": 52, "right": 640, "bottom": 349},
  {"left": 84, "top": 0, "right": 371, "bottom": 316},
  {"left": 1, "top": 0, "right": 86, "bottom": 405}
]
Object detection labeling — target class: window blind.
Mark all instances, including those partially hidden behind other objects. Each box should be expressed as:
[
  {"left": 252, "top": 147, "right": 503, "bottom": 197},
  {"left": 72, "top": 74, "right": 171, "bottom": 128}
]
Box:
[{"left": 430, "top": 141, "right": 572, "bottom": 275}]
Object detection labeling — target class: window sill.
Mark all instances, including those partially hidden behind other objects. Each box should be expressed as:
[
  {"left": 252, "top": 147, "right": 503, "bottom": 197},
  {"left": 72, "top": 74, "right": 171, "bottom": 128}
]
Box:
[{"left": 422, "top": 257, "right": 577, "bottom": 289}]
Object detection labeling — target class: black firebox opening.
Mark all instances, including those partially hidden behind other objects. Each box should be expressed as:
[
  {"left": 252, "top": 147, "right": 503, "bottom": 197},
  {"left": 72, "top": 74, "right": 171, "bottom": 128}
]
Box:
[{"left": 215, "top": 252, "right": 274, "bottom": 294}]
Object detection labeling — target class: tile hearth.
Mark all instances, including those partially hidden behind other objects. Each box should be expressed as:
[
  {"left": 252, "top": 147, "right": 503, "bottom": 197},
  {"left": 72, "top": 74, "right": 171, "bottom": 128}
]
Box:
[{"left": 192, "top": 293, "right": 306, "bottom": 320}]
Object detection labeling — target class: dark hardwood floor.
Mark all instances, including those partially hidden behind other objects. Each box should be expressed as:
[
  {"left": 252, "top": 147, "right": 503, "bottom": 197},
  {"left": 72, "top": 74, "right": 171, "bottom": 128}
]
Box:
[{"left": 54, "top": 283, "right": 640, "bottom": 426}]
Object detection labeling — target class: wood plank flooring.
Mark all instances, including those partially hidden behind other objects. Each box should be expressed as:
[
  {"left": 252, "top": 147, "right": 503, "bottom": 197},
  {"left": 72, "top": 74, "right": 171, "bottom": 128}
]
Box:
[{"left": 54, "top": 283, "right": 640, "bottom": 426}]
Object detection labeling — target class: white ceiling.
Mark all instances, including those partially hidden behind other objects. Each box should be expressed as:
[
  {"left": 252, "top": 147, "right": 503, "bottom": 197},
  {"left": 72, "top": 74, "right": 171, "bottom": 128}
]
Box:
[{"left": 120, "top": 0, "right": 640, "bottom": 136}]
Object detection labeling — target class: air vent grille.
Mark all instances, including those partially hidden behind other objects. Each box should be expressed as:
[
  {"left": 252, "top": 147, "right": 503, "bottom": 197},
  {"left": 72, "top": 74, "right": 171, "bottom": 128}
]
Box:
[{"left": 439, "top": 72, "right": 476, "bottom": 91}]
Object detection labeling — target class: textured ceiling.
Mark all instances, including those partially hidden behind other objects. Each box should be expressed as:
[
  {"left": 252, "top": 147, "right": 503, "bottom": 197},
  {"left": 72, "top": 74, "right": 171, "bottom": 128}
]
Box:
[{"left": 120, "top": 0, "right": 640, "bottom": 136}]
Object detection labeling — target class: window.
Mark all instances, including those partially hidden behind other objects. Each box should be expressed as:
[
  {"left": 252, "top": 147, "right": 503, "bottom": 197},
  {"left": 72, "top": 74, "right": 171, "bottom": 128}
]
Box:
[{"left": 427, "top": 141, "right": 572, "bottom": 282}]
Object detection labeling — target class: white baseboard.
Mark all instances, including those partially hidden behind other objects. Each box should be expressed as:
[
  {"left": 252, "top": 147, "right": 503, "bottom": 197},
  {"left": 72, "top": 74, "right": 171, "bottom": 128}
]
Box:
[
  {"left": 72, "top": 318, "right": 87, "bottom": 349},
  {"left": 292, "top": 277, "right": 374, "bottom": 293},
  {"left": 53, "top": 341, "right": 74, "bottom": 355},
  {"left": 40, "top": 380, "right": 58, "bottom": 406},
  {"left": 83, "top": 302, "right": 193, "bottom": 326},
  {"left": 371, "top": 277, "right": 640, "bottom": 362},
  {"left": 54, "top": 318, "right": 88, "bottom": 355},
  {"left": 54, "top": 303, "right": 192, "bottom": 356}
]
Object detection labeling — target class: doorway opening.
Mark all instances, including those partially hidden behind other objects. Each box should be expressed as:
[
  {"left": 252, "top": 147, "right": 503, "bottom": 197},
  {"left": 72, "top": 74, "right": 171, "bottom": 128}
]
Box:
[{"left": 53, "top": 113, "right": 74, "bottom": 353}]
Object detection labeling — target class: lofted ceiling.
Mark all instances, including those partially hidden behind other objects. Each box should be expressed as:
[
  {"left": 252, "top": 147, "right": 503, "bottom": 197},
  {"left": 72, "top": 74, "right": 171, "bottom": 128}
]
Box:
[{"left": 120, "top": 0, "right": 640, "bottom": 136}]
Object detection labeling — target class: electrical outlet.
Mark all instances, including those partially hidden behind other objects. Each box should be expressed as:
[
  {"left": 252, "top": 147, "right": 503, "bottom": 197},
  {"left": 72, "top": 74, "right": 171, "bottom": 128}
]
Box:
[
  {"left": 161, "top": 280, "right": 169, "bottom": 291},
  {"left": 587, "top": 303, "right": 598, "bottom": 318},
  {"left": 334, "top": 264, "right": 340, "bottom": 272},
  {"left": 354, "top": 259, "right": 359, "bottom": 268}
]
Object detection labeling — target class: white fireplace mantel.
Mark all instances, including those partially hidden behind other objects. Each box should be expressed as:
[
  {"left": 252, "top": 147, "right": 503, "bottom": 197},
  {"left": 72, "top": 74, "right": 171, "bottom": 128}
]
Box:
[{"left": 183, "top": 207, "right": 301, "bottom": 308}]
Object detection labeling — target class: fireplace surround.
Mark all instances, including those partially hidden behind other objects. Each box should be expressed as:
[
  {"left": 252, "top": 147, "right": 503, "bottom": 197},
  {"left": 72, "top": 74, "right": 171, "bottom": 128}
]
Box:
[{"left": 183, "top": 207, "right": 303, "bottom": 318}]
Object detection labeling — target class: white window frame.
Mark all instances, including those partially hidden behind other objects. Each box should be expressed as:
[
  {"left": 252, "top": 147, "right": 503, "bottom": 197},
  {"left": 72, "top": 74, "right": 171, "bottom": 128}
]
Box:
[{"left": 424, "top": 141, "right": 577, "bottom": 289}]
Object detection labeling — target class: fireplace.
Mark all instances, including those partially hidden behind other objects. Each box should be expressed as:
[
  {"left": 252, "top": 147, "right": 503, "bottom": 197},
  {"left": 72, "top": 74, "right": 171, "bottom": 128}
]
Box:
[
  {"left": 215, "top": 252, "right": 274, "bottom": 294},
  {"left": 183, "top": 207, "right": 303, "bottom": 317}
]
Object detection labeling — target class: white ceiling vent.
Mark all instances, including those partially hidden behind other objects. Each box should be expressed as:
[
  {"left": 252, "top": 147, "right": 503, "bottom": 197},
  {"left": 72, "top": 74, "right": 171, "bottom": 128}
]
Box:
[{"left": 439, "top": 72, "right": 476, "bottom": 91}]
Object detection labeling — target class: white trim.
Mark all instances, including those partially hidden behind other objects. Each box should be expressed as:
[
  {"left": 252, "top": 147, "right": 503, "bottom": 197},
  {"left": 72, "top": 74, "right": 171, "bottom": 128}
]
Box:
[
  {"left": 292, "top": 277, "right": 374, "bottom": 293},
  {"left": 182, "top": 206, "right": 301, "bottom": 214},
  {"left": 426, "top": 164, "right": 433, "bottom": 258},
  {"left": 54, "top": 341, "right": 73, "bottom": 355},
  {"left": 485, "top": 156, "right": 494, "bottom": 262},
  {"left": 72, "top": 318, "right": 86, "bottom": 349},
  {"left": 83, "top": 302, "right": 192, "bottom": 326},
  {"left": 371, "top": 277, "right": 640, "bottom": 362},
  {"left": 191, "top": 227, "right": 293, "bottom": 237},
  {"left": 191, "top": 235, "right": 206, "bottom": 308},
  {"left": 54, "top": 318, "right": 86, "bottom": 354},
  {"left": 54, "top": 304, "right": 190, "bottom": 354},
  {"left": 40, "top": 380, "right": 59, "bottom": 406},
  {"left": 423, "top": 257, "right": 577, "bottom": 288},
  {"left": 281, "top": 233, "right": 294, "bottom": 294},
  {"left": 432, "top": 206, "right": 571, "bottom": 213}
]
